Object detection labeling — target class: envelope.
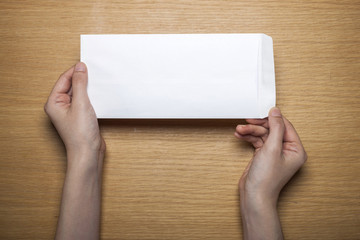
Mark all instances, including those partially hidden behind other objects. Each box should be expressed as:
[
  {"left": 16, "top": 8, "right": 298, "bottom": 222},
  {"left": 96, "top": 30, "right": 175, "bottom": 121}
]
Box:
[{"left": 81, "top": 34, "right": 275, "bottom": 119}]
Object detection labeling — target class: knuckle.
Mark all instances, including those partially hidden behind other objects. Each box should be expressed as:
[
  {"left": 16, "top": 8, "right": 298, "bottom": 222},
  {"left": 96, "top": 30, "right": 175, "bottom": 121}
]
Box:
[
  {"left": 44, "top": 100, "right": 55, "bottom": 116},
  {"left": 301, "top": 150, "right": 308, "bottom": 163},
  {"left": 254, "top": 139, "right": 263, "bottom": 149},
  {"left": 295, "top": 149, "right": 307, "bottom": 167},
  {"left": 100, "top": 138, "right": 106, "bottom": 153},
  {"left": 72, "top": 75, "right": 87, "bottom": 85},
  {"left": 44, "top": 102, "right": 50, "bottom": 114}
]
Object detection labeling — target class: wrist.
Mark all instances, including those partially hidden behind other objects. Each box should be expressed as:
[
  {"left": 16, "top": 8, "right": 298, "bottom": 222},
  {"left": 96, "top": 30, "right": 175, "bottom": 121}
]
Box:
[
  {"left": 66, "top": 147, "right": 104, "bottom": 172},
  {"left": 241, "top": 191, "right": 274, "bottom": 216},
  {"left": 240, "top": 191, "right": 283, "bottom": 240},
  {"left": 64, "top": 136, "right": 106, "bottom": 159},
  {"left": 240, "top": 179, "right": 280, "bottom": 208}
]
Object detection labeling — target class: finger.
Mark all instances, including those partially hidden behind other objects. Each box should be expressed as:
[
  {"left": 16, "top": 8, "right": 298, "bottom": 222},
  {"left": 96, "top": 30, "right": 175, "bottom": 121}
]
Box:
[
  {"left": 67, "top": 86, "right": 73, "bottom": 96},
  {"left": 265, "top": 107, "right": 285, "bottom": 153},
  {"left": 283, "top": 117, "right": 302, "bottom": 145},
  {"left": 234, "top": 132, "right": 264, "bottom": 149},
  {"left": 50, "top": 65, "right": 75, "bottom": 96},
  {"left": 246, "top": 118, "right": 269, "bottom": 128},
  {"left": 235, "top": 124, "right": 268, "bottom": 137},
  {"left": 71, "top": 62, "right": 89, "bottom": 103}
]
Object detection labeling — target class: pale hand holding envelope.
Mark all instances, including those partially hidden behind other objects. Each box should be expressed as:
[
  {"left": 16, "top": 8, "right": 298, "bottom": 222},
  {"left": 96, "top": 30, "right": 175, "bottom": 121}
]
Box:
[{"left": 81, "top": 34, "right": 275, "bottom": 119}]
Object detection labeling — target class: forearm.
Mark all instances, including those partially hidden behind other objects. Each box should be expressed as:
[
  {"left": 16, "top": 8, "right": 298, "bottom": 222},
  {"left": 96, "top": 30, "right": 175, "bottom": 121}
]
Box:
[
  {"left": 240, "top": 192, "right": 283, "bottom": 240},
  {"left": 55, "top": 150, "right": 104, "bottom": 240}
]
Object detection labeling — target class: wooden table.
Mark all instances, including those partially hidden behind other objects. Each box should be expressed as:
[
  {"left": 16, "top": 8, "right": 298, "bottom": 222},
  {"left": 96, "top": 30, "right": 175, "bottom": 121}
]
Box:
[{"left": 1, "top": 1, "right": 359, "bottom": 239}]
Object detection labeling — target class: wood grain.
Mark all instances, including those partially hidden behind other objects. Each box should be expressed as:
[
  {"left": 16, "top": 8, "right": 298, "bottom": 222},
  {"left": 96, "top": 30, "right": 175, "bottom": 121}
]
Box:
[{"left": 0, "top": 0, "right": 359, "bottom": 239}]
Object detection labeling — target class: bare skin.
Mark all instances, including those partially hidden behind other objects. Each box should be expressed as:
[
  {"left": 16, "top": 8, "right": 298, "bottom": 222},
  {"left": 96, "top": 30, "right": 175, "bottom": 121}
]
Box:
[
  {"left": 235, "top": 108, "right": 307, "bottom": 240},
  {"left": 45, "top": 62, "right": 105, "bottom": 240},
  {"left": 46, "top": 62, "right": 306, "bottom": 240}
]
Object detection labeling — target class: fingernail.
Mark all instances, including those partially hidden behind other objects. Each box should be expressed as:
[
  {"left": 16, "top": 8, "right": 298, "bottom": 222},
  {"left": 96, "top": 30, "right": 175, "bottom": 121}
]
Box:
[
  {"left": 271, "top": 107, "right": 282, "bottom": 117},
  {"left": 234, "top": 132, "right": 241, "bottom": 138},
  {"left": 75, "top": 62, "right": 86, "bottom": 72}
]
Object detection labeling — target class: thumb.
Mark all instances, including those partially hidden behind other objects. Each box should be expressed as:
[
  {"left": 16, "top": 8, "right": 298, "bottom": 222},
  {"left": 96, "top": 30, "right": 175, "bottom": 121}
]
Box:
[
  {"left": 72, "top": 62, "right": 89, "bottom": 102},
  {"left": 265, "top": 107, "right": 285, "bottom": 154}
]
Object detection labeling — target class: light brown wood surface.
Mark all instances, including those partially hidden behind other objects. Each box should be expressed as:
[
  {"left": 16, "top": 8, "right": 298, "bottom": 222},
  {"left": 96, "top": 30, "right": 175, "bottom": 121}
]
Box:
[{"left": 1, "top": 0, "right": 359, "bottom": 239}]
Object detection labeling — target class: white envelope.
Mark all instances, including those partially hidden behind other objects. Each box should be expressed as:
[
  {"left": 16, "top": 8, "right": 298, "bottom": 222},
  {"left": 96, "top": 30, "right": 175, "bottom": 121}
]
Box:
[{"left": 81, "top": 34, "right": 275, "bottom": 119}]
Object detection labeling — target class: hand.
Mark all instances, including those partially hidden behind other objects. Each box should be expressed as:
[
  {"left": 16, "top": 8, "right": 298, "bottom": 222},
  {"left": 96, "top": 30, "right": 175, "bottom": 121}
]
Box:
[
  {"left": 235, "top": 107, "right": 307, "bottom": 203},
  {"left": 44, "top": 62, "right": 105, "bottom": 159},
  {"left": 45, "top": 63, "right": 105, "bottom": 240},
  {"left": 235, "top": 107, "right": 307, "bottom": 239}
]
